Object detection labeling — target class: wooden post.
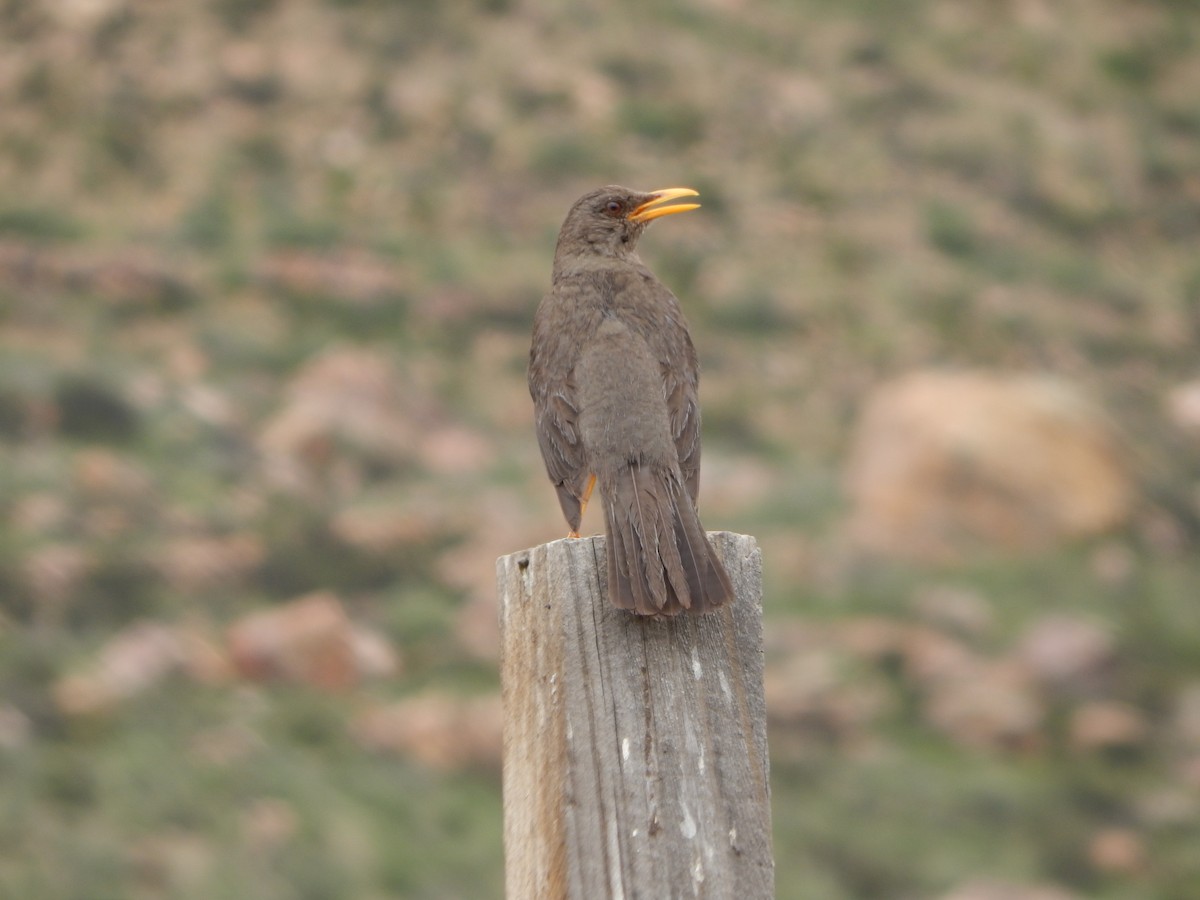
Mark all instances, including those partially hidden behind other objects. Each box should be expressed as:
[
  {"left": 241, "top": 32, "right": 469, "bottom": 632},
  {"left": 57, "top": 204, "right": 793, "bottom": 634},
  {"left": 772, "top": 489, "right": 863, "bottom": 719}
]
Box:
[{"left": 496, "top": 531, "right": 772, "bottom": 899}]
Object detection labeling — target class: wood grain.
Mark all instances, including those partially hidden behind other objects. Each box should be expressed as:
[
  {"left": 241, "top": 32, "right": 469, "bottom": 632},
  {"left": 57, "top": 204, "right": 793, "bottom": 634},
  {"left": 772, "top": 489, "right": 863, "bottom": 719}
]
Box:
[{"left": 497, "top": 532, "right": 772, "bottom": 899}]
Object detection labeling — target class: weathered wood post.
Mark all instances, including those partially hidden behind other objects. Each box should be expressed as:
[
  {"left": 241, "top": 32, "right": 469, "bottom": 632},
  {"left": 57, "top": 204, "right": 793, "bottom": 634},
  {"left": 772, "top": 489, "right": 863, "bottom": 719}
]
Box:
[{"left": 496, "top": 531, "right": 772, "bottom": 899}]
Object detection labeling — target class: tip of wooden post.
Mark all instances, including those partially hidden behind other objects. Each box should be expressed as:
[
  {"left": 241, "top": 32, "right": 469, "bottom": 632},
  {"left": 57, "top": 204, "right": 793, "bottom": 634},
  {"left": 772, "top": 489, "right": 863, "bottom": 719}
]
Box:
[
  {"left": 497, "top": 531, "right": 756, "bottom": 563},
  {"left": 495, "top": 534, "right": 760, "bottom": 620}
]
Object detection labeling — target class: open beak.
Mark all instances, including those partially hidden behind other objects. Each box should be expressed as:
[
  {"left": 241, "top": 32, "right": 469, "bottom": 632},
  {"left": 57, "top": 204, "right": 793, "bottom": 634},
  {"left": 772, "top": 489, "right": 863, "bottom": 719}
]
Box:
[{"left": 628, "top": 187, "right": 701, "bottom": 224}]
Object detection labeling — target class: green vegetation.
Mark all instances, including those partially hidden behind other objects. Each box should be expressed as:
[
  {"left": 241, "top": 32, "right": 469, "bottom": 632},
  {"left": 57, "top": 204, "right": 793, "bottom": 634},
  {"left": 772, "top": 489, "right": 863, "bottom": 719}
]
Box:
[{"left": 0, "top": 0, "right": 1198, "bottom": 897}]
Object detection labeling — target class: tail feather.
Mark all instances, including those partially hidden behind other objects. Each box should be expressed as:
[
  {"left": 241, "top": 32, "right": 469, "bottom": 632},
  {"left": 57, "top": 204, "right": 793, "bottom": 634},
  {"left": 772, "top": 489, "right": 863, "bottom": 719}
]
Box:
[{"left": 602, "top": 462, "right": 735, "bottom": 616}]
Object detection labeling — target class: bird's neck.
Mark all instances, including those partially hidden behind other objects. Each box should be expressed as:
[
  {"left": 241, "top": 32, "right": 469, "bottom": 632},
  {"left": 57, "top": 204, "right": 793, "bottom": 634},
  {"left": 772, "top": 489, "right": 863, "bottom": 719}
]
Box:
[{"left": 552, "top": 248, "right": 644, "bottom": 281}]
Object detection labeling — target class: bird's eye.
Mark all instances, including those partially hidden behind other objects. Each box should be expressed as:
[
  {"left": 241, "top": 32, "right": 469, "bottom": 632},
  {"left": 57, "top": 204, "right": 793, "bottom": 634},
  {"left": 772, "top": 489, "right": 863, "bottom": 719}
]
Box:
[{"left": 605, "top": 200, "right": 622, "bottom": 215}]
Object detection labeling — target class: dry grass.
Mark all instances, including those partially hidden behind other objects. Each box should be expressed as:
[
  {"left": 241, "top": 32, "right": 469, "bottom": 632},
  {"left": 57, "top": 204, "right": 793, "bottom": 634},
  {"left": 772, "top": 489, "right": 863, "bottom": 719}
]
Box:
[{"left": 0, "top": 0, "right": 1198, "bottom": 897}]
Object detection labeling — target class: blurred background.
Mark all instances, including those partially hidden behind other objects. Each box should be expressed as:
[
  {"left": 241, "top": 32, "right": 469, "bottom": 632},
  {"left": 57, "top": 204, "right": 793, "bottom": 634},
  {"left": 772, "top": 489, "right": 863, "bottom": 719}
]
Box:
[{"left": 1, "top": 0, "right": 1198, "bottom": 897}]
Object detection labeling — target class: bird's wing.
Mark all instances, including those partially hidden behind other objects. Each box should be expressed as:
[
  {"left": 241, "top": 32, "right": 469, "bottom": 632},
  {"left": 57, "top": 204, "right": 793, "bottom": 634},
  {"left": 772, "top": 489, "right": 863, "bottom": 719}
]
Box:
[
  {"left": 636, "top": 277, "right": 703, "bottom": 504},
  {"left": 529, "top": 303, "right": 589, "bottom": 530},
  {"left": 666, "top": 364, "right": 702, "bottom": 502},
  {"left": 533, "top": 385, "right": 583, "bottom": 488}
]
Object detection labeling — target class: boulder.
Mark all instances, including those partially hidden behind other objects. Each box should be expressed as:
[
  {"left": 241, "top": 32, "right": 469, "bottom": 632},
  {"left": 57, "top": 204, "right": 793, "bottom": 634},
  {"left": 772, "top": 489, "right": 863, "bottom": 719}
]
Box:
[
  {"left": 845, "top": 371, "right": 1132, "bottom": 561},
  {"left": 923, "top": 659, "right": 1044, "bottom": 752},
  {"left": 1017, "top": 614, "right": 1114, "bottom": 698},
  {"left": 1165, "top": 379, "right": 1200, "bottom": 440},
  {"left": 55, "top": 620, "right": 229, "bottom": 717},
  {"left": 227, "top": 591, "right": 398, "bottom": 690},
  {"left": 350, "top": 693, "right": 503, "bottom": 771},
  {"left": 258, "top": 347, "right": 418, "bottom": 477},
  {"left": 1068, "top": 701, "right": 1148, "bottom": 753}
]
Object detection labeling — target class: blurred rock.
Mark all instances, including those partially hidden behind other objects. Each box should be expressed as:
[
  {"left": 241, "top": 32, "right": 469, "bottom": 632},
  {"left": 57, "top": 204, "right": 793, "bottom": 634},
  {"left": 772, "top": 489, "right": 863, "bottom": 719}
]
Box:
[
  {"left": 0, "top": 705, "right": 32, "bottom": 750},
  {"left": 834, "top": 615, "right": 909, "bottom": 663},
  {"left": 72, "top": 447, "right": 153, "bottom": 497},
  {"left": 220, "top": 40, "right": 270, "bottom": 84},
  {"left": 1136, "top": 508, "right": 1188, "bottom": 556},
  {"left": 321, "top": 127, "right": 365, "bottom": 170},
  {"left": 1017, "top": 615, "right": 1114, "bottom": 697},
  {"left": 923, "top": 660, "right": 1044, "bottom": 752},
  {"left": 227, "top": 592, "right": 396, "bottom": 690},
  {"left": 1134, "top": 787, "right": 1200, "bottom": 827},
  {"left": 228, "top": 593, "right": 355, "bottom": 689},
  {"left": 349, "top": 625, "right": 401, "bottom": 679},
  {"left": 1087, "top": 827, "right": 1146, "bottom": 875},
  {"left": 1165, "top": 379, "right": 1200, "bottom": 440},
  {"left": 765, "top": 647, "right": 889, "bottom": 744},
  {"left": 1177, "top": 755, "right": 1200, "bottom": 790},
  {"left": 55, "top": 620, "right": 223, "bottom": 717},
  {"left": 1068, "top": 701, "right": 1148, "bottom": 753},
  {"left": 254, "top": 249, "right": 405, "bottom": 305},
  {"left": 912, "top": 585, "right": 995, "bottom": 638},
  {"left": 258, "top": 347, "right": 419, "bottom": 477},
  {"left": 417, "top": 285, "right": 478, "bottom": 326},
  {"left": 179, "top": 625, "right": 236, "bottom": 685},
  {"left": 331, "top": 508, "right": 420, "bottom": 556},
  {"left": 415, "top": 423, "right": 493, "bottom": 476},
  {"left": 845, "top": 371, "right": 1132, "bottom": 561},
  {"left": 351, "top": 693, "right": 503, "bottom": 771},
  {"left": 1170, "top": 682, "right": 1200, "bottom": 749},
  {"left": 702, "top": 458, "right": 782, "bottom": 521},
  {"left": 81, "top": 504, "right": 134, "bottom": 540},
  {"left": 127, "top": 830, "right": 212, "bottom": 895},
  {"left": 435, "top": 488, "right": 545, "bottom": 658},
  {"left": 468, "top": 331, "right": 538, "bottom": 430},
  {"left": 188, "top": 722, "right": 265, "bottom": 767},
  {"left": 756, "top": 530, "right": 815, "bottom": 590},
  {"left": 180, "top": 383, "right": 239, "bottom": 429},
  {"left": 156, "top": 534, "right": 265, "bottom": 594},
  {"left": 240, "top": 798, "right": 299, "bottom": 854},
  {"left": 898, "top": 625, "right": 978, "bottom": 686},
  {"left": 51, "top": 0, "right": 123, "bottom": 29},
  {"left": 831, "top": 616, "right": 979, "bottom": 686},
  {"left": 329, "top": 498, "right": 444, "bottom": 555},
  {"left": 939, "top": 881, "right": 1079, "bottom": 900},
  {"left": 10, "top": 492, "right": 70, "bottom": 534},
  {"left": 0, "top": 241, "right": 194, "bottom": 310},
  {"left": 24, "top": 543, "right": 91, "bottom": 608},
  {"left": 1089, "top": 540, "right": 1135, "bottom": 585},
  {"left": 455, "top": 592, "right": 500, "bottom": 663}
]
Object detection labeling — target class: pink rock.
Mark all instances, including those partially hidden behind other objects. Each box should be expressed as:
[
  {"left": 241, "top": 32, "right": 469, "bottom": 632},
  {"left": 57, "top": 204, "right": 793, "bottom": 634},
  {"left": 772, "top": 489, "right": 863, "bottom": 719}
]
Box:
[
  {"left": 227, "top": 592, "right": 357, "bottom": 691},
  {"left": 226, "top": 592, "right": 399, "bottom": 690},
  {"left": 1068, "top": 701, "right": 1148, "bottom": 753},
  {"left": 923, "top": 660, "right": 1044, "bottom": 752},
  {"left": 1165, "top": 379, "right": 1200, "bottom": 439},
  {"left": 1087, "top": 827, "right": 1146, "bottom": 875},
  {"left": 912, "top": 585, "right": 995, "bottom": 638},
  {"left": 55, "top": 621, "right": 200, "bottom": 716},
  {"left": 351, "top": 693, "right": 503, "bottom": 771},
  {"left": 845, "top": 371, "right": 1132, "bottom": 561},
  {"left": 258, "top": 347, "right": 420, "bottom": 476},
  {"left": 156, "top": 534, "right": 265, "bottom": 594},
  {"left": 1017, "top": 615, "right": 1114, "bottom": 697}
]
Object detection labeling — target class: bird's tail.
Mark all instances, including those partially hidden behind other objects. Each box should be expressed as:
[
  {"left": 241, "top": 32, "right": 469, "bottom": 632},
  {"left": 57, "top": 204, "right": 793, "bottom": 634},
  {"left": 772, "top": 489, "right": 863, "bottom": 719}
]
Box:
[{"left": 601, "top": 463, "right": 735, "bottom": 616}]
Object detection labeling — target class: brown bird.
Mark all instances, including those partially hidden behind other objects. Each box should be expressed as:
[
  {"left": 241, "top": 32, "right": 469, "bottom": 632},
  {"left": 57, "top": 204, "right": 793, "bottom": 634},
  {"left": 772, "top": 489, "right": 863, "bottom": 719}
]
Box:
[{"left": 528, "top": 185, "right": 735, "bottom": 616}]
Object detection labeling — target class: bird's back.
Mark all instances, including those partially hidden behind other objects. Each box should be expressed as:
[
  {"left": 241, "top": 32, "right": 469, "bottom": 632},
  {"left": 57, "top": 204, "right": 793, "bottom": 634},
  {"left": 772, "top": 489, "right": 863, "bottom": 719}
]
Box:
[{"left": 528, "top": 184, "right": 731, "bottom": 614}]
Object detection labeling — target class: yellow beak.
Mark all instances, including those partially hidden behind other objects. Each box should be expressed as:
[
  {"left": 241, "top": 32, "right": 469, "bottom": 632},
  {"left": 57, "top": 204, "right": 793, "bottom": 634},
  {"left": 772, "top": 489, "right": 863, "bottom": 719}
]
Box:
[{"left": 628, "top": 187, "right": 701, "bottom": 224}]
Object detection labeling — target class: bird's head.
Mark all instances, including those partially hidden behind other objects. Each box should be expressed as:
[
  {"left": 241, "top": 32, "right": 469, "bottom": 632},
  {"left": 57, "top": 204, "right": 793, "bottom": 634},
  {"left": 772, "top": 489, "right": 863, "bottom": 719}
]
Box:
[{"left": 552, "top": 185, "right": 700, "bottom": 266}]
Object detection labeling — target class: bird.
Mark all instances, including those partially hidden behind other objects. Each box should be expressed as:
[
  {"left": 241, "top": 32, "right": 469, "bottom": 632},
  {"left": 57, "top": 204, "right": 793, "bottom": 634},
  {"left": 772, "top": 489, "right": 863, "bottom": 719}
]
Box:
[{"left": 528, "top": 185, "right": 735, "bottom": 616}]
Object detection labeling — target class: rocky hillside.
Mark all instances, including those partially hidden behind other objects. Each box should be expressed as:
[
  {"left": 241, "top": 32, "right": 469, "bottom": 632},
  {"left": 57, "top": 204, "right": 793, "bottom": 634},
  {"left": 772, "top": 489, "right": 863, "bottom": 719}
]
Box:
[{"left": 1, "top": 1, "right": 1198, "bottom": 898}]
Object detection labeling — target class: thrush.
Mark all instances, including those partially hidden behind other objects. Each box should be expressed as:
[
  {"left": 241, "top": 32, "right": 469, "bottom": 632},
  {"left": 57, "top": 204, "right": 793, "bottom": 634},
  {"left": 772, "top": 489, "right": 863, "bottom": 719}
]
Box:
[{"left": 528, "top": 185, "right": 735, "bottom": 616}]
